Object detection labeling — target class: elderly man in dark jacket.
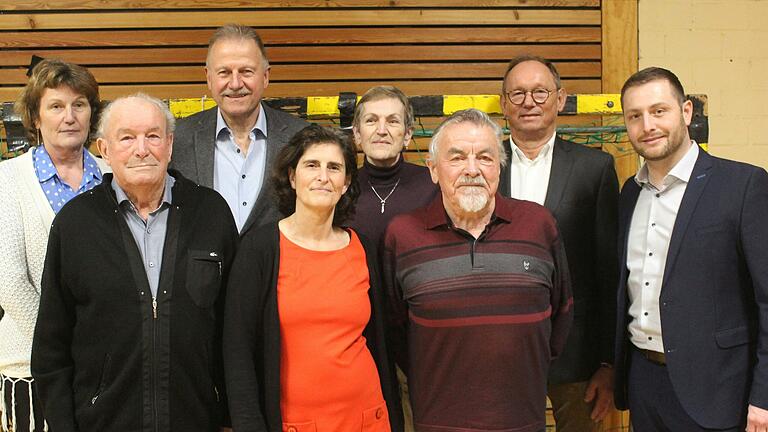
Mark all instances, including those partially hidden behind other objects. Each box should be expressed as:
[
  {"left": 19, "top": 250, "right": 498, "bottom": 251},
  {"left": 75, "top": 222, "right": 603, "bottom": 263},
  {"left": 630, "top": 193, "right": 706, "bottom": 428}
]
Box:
[{"left": 31, "top": 93, "right": 238, "bottom": 432}]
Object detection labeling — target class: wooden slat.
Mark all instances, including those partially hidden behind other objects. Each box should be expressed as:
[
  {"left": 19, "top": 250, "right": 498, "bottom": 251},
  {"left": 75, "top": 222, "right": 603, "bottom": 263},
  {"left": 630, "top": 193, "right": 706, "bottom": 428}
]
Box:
[
  {"left": 602, "top": 0, "right": 637, "bottom": 93},
  {"left": 0, "top": 44, "right": 601, "bottom": 67},
  {"left": 0, "top": 9, "right": 601, "bottom": 30},
  {"left": 0, "top": 27, "right": 602, "bottom": 48},
  {"left": 2, "top": 0, "right": 599, "bottom": 10},
  {"left": 0, "top": 79, "right": 602, "bottom": 102},
  {"left": 0, "top": 62, "right": 601, "bottom": 85}
]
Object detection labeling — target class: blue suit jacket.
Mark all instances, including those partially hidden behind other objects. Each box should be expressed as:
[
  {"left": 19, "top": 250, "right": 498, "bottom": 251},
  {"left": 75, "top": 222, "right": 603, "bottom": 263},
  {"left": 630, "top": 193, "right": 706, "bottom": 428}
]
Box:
[{"left": 614, "top": 148, "right": 768, "bottom": 429}]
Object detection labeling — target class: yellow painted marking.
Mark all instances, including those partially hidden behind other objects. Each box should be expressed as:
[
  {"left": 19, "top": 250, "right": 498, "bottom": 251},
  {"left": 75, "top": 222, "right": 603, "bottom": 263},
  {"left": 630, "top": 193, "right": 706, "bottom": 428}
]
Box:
[
  {"left": 307, "top": 96, "right": 340, "bottom": 117},
  {"left": 168, "top": 98, "right": 217, "bottom": 118},
  {"left": 443, "top": 95, "right": 502, "bottom": 115},
  {"left": 576, "top": 94, "right": 622, "bottom": 114}
]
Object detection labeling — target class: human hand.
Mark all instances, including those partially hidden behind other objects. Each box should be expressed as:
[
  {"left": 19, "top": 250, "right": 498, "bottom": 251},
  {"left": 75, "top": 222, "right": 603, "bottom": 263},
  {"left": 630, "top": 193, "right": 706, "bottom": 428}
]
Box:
[
  {"left": 584, "top": 365, "right": 615, "bottom": 422},
  {"left": 746, "top": 404, "right": 768, "bottom": 432}
]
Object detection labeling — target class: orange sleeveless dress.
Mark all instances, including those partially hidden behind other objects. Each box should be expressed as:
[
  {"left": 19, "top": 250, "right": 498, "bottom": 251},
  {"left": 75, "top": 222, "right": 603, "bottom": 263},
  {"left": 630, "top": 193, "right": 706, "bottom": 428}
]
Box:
[{"left": 277, "top": 230, "right": 390, "bottom": 432}]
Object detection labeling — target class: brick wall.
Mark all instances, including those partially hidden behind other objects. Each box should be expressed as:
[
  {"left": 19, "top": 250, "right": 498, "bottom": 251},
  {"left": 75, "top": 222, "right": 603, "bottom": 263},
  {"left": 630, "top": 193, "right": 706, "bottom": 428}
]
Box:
[{"left": 639, "top": 0, "right": 768, "bottom": 169}]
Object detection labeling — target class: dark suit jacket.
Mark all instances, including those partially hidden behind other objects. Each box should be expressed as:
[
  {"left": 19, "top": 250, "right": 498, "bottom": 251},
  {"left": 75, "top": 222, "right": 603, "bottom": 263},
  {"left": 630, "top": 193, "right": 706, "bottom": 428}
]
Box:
[
  {"left": 500, "top": 137, "right": 619, "bottom": 384},
  {"left": 614, "top": 149, "right": 768, "bottom": 429},
  {"left": 171, "top": 105, "right": 309, "bottom": 235}
]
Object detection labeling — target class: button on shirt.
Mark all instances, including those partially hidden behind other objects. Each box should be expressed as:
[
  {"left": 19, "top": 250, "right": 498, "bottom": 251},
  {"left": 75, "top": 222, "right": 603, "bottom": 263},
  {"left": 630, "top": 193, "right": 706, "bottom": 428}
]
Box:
[
  {"left": 112, "top": 175, "right": 175, "bottom": 298},
  {"left": 508, "top": 133, "right": 555, "bottom": 205},
  {"left": 33, "top": 145, "right": 103, "bottom": 213},
  {"left": 213, "top": 106, "right": 267, "bottom": 232},
  {"left": 627, "top": 142, "right": 699, "bottom": 353}
]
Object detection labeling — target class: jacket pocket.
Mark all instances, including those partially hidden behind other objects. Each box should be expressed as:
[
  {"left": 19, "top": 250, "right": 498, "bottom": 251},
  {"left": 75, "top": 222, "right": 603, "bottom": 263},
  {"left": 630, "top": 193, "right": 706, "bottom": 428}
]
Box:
[
  {"left": 90, "top": 354, "right": 112, "bottom": 406},
  {"left": 186, "top": 249, "right": 222, "bottom": 308},
  {"left": 361, "top": 402, "right": 389, "bottom": 432},
  {"left": 715, "top": 326, "right": 753, "bottom": 348},
  {"left": 283, "top": 421, "right": 317, "bottom": 432}
]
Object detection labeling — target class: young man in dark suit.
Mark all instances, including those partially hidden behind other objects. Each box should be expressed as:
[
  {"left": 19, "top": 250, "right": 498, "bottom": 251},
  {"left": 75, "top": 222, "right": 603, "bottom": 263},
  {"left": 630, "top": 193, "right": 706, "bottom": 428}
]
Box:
[
  {"left": 499, "top": 55, "right": 619, "bottom": 432},
  {"left": 172, "top": 24, "right": 308, "bottom": 234},
  {"left": 615, "top": 67, "right": 768, "bottom": 431}
]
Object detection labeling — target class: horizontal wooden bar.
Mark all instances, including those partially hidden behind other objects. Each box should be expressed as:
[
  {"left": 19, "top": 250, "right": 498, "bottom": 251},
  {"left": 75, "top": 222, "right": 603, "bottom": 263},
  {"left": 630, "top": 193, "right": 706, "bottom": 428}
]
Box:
[
  {"left": 0, "top": 9, "right": 601, "bottom": 30},
  {"left": 2, "top": 0, "right": 599, "bottom": 10},
  {"left": 0, "top": 27, "right": 601, "bottom": 48},
  {"left": 0, "top": 62, "right": 601, "bottom": 85},
  {"left": 0, "top": 79, "right": 602, "bottom": 101},
  {"left": 0, "top": 44, "right": 601, "bottom": 66}
]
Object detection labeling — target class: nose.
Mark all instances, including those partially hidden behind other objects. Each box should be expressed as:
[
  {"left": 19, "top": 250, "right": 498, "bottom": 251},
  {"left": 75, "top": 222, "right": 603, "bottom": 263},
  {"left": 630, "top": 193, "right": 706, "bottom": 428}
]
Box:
[
  {"left": 464, "top": 155, "right": 480, "bottom": 176},
  {"left": 135, "top": 136, "right": 150, "bottom": 158},
  {"left": 375, "top": 119, "right": 388, "bottom": 135},
  {"left": 63, "top": 105, "right": 76, "bottom": 123},
  {"left": 317, "top": 166, "right": 330, "bottom": 183},
  {"left": 642, "top": 113, "right": 656, "bottom": 133},
  {"left": 521, "top": 91, "right": 537, "bottom": 108},
  {"left": 229, "top": 71, "right": 242, "bottom": 89}
]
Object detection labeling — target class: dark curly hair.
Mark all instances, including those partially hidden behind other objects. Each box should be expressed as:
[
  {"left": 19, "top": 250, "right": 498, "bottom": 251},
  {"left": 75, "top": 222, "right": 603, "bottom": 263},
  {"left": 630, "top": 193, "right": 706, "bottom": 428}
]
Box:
[{"left": 272, "top": 124, "right": 360, "bottom": 226}]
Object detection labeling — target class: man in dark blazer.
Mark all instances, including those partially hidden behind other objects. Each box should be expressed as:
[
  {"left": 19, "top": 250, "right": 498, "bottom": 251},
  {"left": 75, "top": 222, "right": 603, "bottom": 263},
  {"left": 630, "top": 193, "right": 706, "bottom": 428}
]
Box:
[
  {"left": 173, "top": 24, "right": 308, "bottom": 234},
  {"left": 614, "top": 66, "right": 768, "bottom": 431},
  {"left": 499, "top": 55, "right": 619, "bottom": 432}
]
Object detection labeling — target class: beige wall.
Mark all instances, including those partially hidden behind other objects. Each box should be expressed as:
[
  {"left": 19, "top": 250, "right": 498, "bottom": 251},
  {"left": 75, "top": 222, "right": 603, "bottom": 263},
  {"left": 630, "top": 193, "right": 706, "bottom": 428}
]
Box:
[{"left": 639, "top": 0, "right": 768, "bottom": 169}]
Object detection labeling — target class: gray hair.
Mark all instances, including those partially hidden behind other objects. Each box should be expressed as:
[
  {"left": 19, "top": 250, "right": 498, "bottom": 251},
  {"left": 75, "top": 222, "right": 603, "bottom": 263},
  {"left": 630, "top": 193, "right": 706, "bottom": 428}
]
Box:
[
  {"left": 429, "top": 108, "right": 507, "bottom": 168},
  {"left": 353, "top": 85, "right": 414, "bottom": 132},
  {"left": 207, "top": 24, "right": 269, "bottom": 68},
  {"left": 96, "top": 93, "right": 176, "bottom": 139}
]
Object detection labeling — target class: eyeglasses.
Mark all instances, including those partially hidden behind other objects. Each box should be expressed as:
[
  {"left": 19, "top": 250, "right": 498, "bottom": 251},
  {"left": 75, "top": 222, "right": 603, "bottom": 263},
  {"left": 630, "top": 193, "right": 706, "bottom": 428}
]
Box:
[{"left": 504, "top": 88, "right": 557, "bottom": 105}]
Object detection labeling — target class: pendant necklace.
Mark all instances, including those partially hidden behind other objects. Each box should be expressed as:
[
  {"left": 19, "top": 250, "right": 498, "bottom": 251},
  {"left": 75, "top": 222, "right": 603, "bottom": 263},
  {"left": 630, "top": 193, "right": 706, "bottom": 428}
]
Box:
[{"left": 369, "top": 178, "right": 401, "bottom": 214}]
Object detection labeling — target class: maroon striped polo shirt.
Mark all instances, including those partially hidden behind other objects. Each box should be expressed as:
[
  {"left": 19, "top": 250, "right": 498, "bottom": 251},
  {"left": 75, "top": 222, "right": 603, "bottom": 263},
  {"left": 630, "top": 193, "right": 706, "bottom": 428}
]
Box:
[{"left": 383, "top": 193, "right": 573, "bottom": 432}]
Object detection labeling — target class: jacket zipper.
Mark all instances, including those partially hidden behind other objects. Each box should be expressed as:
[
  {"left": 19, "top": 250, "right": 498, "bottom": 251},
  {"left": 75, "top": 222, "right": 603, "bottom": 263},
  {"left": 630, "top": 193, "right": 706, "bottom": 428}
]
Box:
[{"left": 151, "top": 295, "right": 159, "bottom": 432}]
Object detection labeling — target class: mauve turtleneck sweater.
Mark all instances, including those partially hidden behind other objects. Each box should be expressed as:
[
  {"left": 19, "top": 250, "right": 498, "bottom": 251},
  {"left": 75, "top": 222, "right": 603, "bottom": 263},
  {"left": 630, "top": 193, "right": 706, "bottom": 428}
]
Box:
[{"left": 349, "top": 156, "right": 438, "bottom": 248}]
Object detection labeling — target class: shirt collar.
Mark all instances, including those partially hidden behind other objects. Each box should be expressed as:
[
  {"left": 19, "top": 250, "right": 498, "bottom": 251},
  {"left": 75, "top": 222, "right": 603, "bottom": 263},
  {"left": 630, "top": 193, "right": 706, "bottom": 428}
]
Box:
[
  {"left": 33, "top": 145, "right": 103, "bottom": 184},
  {"left": 111, "top": 174, "right": 175, "bottom": 213},
  {"left": 634, "top": 141, "right": 699, "bottom": 187},
  {"left": 424, "top": 192, "right": 513, "bottom": 230},
  {"left": 509, "top": 132, "right": 556, "bottom": 163},
  {"left": 215, "top": 103, "right": 267, "bottom": 140}
]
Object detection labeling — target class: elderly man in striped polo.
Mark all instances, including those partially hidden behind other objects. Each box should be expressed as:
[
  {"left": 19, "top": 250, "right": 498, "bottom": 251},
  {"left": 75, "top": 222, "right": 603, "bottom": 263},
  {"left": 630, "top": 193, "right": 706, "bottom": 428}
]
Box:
[{"left": 382, "top": 108, "right": 573, "bottom": 432}]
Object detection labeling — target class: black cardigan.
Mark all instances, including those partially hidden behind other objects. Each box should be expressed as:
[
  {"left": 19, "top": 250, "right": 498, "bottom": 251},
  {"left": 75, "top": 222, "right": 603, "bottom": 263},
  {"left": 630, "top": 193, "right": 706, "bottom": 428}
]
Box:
[{"left": 223, "top": 222, "right": 403, "bottom": 432}]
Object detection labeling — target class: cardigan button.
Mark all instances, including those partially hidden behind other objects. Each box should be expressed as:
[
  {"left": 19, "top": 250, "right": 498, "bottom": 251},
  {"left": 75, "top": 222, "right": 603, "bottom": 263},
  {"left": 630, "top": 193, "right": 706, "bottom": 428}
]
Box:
[
  {"left": 376, "top": 407, "right": 384, "bottom": 419},
  {"left": 287, "top": 427, "right": 297, "bottom": 432}
]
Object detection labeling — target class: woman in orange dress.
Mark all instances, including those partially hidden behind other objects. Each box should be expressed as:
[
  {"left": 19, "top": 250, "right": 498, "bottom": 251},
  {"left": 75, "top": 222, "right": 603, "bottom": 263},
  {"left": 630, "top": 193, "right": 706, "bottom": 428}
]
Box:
[{"left": 224, "top": 125, "right": 402, "bottom": 432}]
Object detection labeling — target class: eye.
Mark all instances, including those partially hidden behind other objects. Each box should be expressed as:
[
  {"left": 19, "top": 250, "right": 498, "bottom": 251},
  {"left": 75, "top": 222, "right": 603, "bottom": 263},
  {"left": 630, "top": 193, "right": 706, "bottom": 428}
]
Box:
[
  {"left": 654, "top": 108, "right": 666, "bottom": 116},
  {"left": 478, "top": 155, "right": 494, "bottom": 164},
  {"left": 119, "top": 135, "right": 135, "bottom": 142},
  {"left": 364, "top": 117, "right": 376, "bottom": 125}
]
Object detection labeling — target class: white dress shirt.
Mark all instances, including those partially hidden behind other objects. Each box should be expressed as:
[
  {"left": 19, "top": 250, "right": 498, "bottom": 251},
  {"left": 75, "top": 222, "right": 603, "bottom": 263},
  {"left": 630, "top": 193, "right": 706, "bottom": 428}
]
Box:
[
  {"left": 213, "top": 105, "right": 268, "bottom": 232},
  {"left": 508, "top": 133, "right": 556, "bottom": 205},
  {"left": 626, "top": 142, "right": 699, "bottom": 352}
]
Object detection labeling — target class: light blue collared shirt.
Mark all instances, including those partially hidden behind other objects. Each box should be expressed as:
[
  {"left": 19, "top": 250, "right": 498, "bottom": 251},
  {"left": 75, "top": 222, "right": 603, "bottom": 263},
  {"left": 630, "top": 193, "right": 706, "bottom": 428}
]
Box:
[
  {"left": 33, "top": 145, "right": 103, "bottom": 213},
  {"left": 112, "top": 175, "right": 175, "bottom": 298},
  {"left": 213, "top": 105, "right": 267, "bottom": 232}
]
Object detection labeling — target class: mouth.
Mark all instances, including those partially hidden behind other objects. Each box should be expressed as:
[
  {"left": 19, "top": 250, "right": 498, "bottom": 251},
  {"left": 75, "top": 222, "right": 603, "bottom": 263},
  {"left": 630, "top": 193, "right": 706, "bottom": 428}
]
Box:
[
  {"left": 519, "top": 113, "right": 541, "bottom": 119},
  {"left": 223, "top": 92, "right": 251, "bottom": 99},
  {"left": 641, "top": 135, "right": 665, "bottom": 145}
]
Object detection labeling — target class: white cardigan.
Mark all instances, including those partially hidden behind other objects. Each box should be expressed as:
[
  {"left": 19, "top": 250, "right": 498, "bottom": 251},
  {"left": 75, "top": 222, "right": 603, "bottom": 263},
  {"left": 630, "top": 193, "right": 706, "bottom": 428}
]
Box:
[{"left": 0, "top": 150, "right": 108, "bottom": 377}]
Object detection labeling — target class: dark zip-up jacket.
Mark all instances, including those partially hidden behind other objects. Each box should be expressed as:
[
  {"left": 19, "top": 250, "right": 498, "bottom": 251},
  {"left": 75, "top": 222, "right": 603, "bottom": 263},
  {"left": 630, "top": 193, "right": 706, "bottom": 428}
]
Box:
[{"left": 31, "top": 170, "right": 238, "bottom": 432}]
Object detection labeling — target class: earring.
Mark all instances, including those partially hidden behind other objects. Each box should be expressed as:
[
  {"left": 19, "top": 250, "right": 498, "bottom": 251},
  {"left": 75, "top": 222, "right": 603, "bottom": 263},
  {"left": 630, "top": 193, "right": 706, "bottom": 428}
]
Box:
[{"left": 36, "top": 128, "right": 41, "bottom": 146}]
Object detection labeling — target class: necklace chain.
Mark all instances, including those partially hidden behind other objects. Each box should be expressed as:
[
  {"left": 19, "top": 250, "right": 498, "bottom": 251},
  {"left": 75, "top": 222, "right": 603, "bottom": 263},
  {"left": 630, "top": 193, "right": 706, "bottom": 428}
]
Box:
[{"left": 369, "top": 178, "right": 401, "bottom": 214}]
